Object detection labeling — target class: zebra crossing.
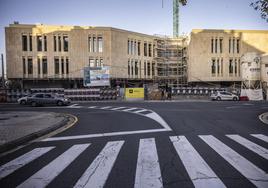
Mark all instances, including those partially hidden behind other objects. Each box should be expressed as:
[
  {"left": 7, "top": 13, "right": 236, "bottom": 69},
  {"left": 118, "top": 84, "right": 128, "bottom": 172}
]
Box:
[{"left": 0, "top": 134, "right": 268, "bottom": 187}]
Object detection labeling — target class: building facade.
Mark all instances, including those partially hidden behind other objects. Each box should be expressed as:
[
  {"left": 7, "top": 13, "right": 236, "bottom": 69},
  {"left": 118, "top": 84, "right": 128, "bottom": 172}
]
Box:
[
  {"left": 188, "top": 29, "right": 268, "bottom": 87},
  {"left": 5, "top": 23, "right": 268, "bottom": 89}
]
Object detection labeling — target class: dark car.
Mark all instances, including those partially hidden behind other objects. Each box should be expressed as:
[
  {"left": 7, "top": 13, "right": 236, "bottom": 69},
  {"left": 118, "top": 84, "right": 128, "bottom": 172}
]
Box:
[{"left": 27, "top": 93, "right": 71, "bottom": 107}]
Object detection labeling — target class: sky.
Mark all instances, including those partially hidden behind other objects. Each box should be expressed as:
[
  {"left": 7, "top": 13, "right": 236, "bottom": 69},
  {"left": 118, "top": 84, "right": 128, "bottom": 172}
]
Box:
[{"left": 0, "top": 0, "right": 267, "bottom": 76}]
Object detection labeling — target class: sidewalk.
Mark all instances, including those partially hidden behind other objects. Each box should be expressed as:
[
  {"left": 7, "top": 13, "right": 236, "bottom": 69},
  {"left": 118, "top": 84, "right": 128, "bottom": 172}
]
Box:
[{"left": 0, "top": 111, "right": 74, "bottom": 153}]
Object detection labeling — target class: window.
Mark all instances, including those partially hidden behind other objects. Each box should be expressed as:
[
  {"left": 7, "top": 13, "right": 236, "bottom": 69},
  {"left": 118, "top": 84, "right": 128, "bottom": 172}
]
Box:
[
  {"left": 89, "top": 37, "right": 92, "bottom": 52},
  {"left": 61, "top": 58, "right": 64, "bottom": 74},
  {"left": 135, "top": 61, "right": 138, "bottom": 76},
  {"left": 22, "top": 57, "right": 26, "bottom": 75},
  {"left": 100, "top": 59, "right": 103, "bottom": 67},
  {"left": 44, "top": 94, "right": 52, "bottom": 98},
  {"left": 54, "top": 36, "right": 57, "bottom": 52},
  {"left": 27, "top": 57, "right": 33, "bottom": 75},
  {"left": 44, "top": 36, "right": 47, "bottom": 51},
  {"left": 37, "top": 57, "right": 41, "bottom": 75},
  {"left": 234, "top": 59, "right": 237, "bottom": 74},
  {"left": 37, "top": 36, "right": 42, "bottom": 51},
  {"left": 147, "top": 62, "right": 150, "bottom": 76},
  {"left": 152, "top": 62, "right": 155, "bottom": 76},
  {"left": 54, "top": 57, "right": 59, "bottom": 75},
  {"left": 237, "top": 39, "right": 240, "bottom": 54},
  {"left": 58, "top": 36, "right": 61, "bottom": 52},
  {"left": 229, "top": 38, "right": 231, "bottom": 53},
  {"left": 229, "top": 59, "right": 233, "bottom": 74},
  {"left": 232, "top": 38, "right": 235, "bottom": 53},
  {"left": 89, "top": 58, "right": 95, "bottom": 67},
  {"left": 63, "top": 36, "right": 68, "bottom": 52},
  {"left": 211, "top": 59, "right": 216, "bottom": 74},
  {"left": 35, "top": 94, "right": 43, "bottom": 98},
  {"left": 128, "top": 60, "right": 130, "bottom": 75},
  {"left": 144, "top": 61, "right": 146, "bottom": 76},
  {"left": 215, "top": 39, "right": 218, "bottom": 53},
  {"left": 144, "top": 43, "right": 147, "bottom": 56},
  {"left": 22, "top": 35, "right": 27, "bottom": 51},
  {"left": 219, "top": 38, "right": 223, "bottom": 53},
  {"left": 98, "top": 36, "right": 103, "bottom": 52},
  {"left": 128, "top": 40, "right": 130, "bottom": 55},
  {"left": 217, "top": 59, "right": 220, "bottom": 74},
  {"left": 211, "top": 38, "right": 214, "bottom": 53},
  {"left": 134, "top": 41, "right": 137, "bottom": 55},
  {"left": 93, "top": 37, "right": 97, "bottom": 52},
  {"left": 149, "top": 44, "right": 152, "bottom": 57},
  {"left": 42, "top": 57, "right": 47, "bottom": 75},
  {"left": 29, "top": 35, "right": 32, "bottom": 51},
  {"left": 66, "top": 58, "right": 69, "bottom": 75},
  {"left": 138, "top": 41, "right": 141, "bottom": 56},
  {"left": 96, "top": 59, "right": 99, "bottom": 67},
  {"left": 131, "top": 41, "right": 133, "bottom": 55},
  {"left": 221, "top": 58, "right": 223, "bottom": 75},
  {"left": 131, "top": 60, "right": 133, "bottom": 75}
]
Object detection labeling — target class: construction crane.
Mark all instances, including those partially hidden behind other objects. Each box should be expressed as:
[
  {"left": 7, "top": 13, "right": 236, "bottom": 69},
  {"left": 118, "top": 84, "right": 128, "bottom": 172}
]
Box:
[{"left": 162, "top": 0, "right": 187, "bottom": 38}]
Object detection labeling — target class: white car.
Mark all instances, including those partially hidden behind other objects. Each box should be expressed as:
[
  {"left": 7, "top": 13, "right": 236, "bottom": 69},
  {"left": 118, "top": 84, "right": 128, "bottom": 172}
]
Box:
[
  {"left": 17, "top": 95, "right": 32, "bottom": 105},
  {"left": 210, "top": 91, "right": 239, "bottom": 101}
]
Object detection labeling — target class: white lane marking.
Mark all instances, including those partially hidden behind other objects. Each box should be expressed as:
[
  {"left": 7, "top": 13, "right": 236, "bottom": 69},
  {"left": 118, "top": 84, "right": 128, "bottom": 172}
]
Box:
[
  {"left": 170, "top": 136, "right": 226, "bottom": 188},
  {"left": 88, "top": 106, "right": 97, "bottom": 109},
  {"left": 42, "top": 129, "right": 169, "bottom": 142},
  {"left": 67, "top": 104, "right": 82, "bottom": 108},
  {"left": 134, "top": 109, "right": 148, "bottom": 113},
  {"left": 74, "top": 141, "right": 124, "bottom": 188},
  {"left": 251, "top": 134, "right": 268, "bottom": 143},
  {"left": 134, "top": 138, "right": 163, "bottom": 188},
  {"left": 110, "top": 107, "right": 126, "bottom": 110},
  {"left": 17, "top": 144, "right": 90, "bottom": 188},
  {"left": 145, "top": 112, "right": 172, "bottom": 131},
  {"left": 122, "top": 108, "right": 138, "bottom": 112},
  {"left": 100, "top": 106, "right": 112, "bottom": 109},
  {"left": 227, "top": 135, "right": 268, "bottom": 160},
  {"left": 0, "top": 147, "right": 54, "bottom": 179},
  {"left": 200, "top": 135, "right": 268, "bottom": 188}
]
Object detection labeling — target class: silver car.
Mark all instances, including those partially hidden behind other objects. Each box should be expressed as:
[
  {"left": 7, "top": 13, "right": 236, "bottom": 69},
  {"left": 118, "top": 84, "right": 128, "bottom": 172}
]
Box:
[
  {"left": 26, "top": 93, "right": 71, "bottom": 107},
  {"left": 17, "top": 95, "right": 32, "bottom": 105},
  {"left": 210, "top": 91, "right": 239, "bottom": 101}
]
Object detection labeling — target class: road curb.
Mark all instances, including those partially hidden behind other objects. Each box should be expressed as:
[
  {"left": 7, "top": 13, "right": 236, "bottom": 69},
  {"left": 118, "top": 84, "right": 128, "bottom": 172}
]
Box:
[
  {"left": 258, "top": 112, "right": 268, "bottom": 125},
  {"left": 0, "top": 113, "right": 76, "bottom": 153}
]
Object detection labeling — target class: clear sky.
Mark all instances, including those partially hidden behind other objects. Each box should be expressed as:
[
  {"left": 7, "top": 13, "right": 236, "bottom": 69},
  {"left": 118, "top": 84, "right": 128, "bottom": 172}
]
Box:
[{"left": 0, "top": 0, "right": 267, "bottom": 75}]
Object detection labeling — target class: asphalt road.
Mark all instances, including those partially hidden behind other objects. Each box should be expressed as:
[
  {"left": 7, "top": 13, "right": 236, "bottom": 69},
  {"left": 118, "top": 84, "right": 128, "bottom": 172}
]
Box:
[{"left": 0, "top": 101, "right": 268, "bottom": 188}]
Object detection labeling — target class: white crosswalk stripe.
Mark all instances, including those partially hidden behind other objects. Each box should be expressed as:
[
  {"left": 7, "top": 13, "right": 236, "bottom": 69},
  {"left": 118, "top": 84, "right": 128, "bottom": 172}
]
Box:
[
  {"left": 134, "top": 138, "right": 163, "bottom": 188},
  {"left": 227, "top": 134, "right": 268, "bottom": 160},
  {"left": 1, "top": 134, "right": 268, "bottom": 187},
  {"left": 134, "top": 109, "right": 148, "bottom": 113},
  {"left": 74, "top": 141, "right": 124, "bottom": 188},
  {"left": 200, "top": 135, "right": 268, "bottom": 188},
  {"left": 251, "top": 134, "right": 268, "bottom": 143},
  {"left": 88, "top": 106, "right": 97, "bottom": 109},
  {"left": 0, "top": 147, "right": 54, "bottom": 179},
  {"left": 122, "top": 107, "right": 138, "bottom": 112},
  {"left": 17, "top": 144, "right": 90, "bottom": 188},
  {"left": 100, "top": 106, "right": 112, "bottom": 109},
  {"left": 110, "top": 107, "right": 126, "bottom": 110},
  {"left": 170, "top": 136, "right": 226, "bottom": 188}
]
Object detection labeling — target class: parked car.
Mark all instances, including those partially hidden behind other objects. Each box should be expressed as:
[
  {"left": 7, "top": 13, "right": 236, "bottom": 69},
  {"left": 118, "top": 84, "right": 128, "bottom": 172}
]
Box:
[
  {"left": 17, "top": 94, "right": 32, "bottom": 105},
  {"left": 210, "top": 91, "right": 239, "bottom": 101},
  {"left": 26, "top": 93, "right": 71, "bottom": 107}
]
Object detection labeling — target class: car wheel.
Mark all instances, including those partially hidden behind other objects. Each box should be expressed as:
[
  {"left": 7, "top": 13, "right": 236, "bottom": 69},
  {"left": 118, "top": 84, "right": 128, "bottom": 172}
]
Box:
[
  {"left": 20, "top": 100, "right": 26, "bottom": 105},
  {"left": 233, "top": 97, "right": 238, "bottom": 101},
  {"left": 57, "top": 101, "right": 63, "bottom": 106},
  {"left": 216, "top": 97, "right": 221, "bottom": 101},
  {"left": 31, "top": 101, "right": 37, "bottom": 107}
]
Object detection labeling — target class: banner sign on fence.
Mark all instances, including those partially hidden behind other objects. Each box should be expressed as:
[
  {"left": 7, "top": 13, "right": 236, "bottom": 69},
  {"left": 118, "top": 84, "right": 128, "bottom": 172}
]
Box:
[
  {"left": 125, "top": 88, "right": 144, "bottom": 100},
  {"left": 84, "top": 66, "right": 110, "bottom": 87}
]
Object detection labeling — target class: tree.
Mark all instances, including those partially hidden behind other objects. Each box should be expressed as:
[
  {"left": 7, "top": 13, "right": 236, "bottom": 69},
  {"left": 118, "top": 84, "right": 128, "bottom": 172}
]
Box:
[{"left": 251, "top": 0, "right": 268, "bottom": 22}]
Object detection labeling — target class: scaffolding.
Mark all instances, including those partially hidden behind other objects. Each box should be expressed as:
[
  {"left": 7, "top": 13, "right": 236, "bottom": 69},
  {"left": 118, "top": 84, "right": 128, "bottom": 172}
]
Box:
[{"left": 154, "top": 36, "right": 188, "bottom": 87}]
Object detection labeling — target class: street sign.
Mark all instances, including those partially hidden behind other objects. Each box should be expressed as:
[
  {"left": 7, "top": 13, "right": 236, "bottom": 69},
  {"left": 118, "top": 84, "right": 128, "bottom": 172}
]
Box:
[{"left": 83, "top": 66, "right": 110, "bottom": 87}]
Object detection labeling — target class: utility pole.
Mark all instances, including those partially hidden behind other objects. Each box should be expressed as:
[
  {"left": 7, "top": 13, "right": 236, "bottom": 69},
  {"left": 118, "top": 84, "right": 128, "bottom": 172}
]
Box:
[{"left": 1, "top": 54, "right": 4, "bottom": 89}]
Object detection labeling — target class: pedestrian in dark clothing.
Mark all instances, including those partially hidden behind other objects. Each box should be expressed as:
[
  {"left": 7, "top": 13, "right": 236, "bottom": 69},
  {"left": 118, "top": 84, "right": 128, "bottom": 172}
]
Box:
[{"left": 161, "top": 89, "right": 165, "bottom": 100}]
